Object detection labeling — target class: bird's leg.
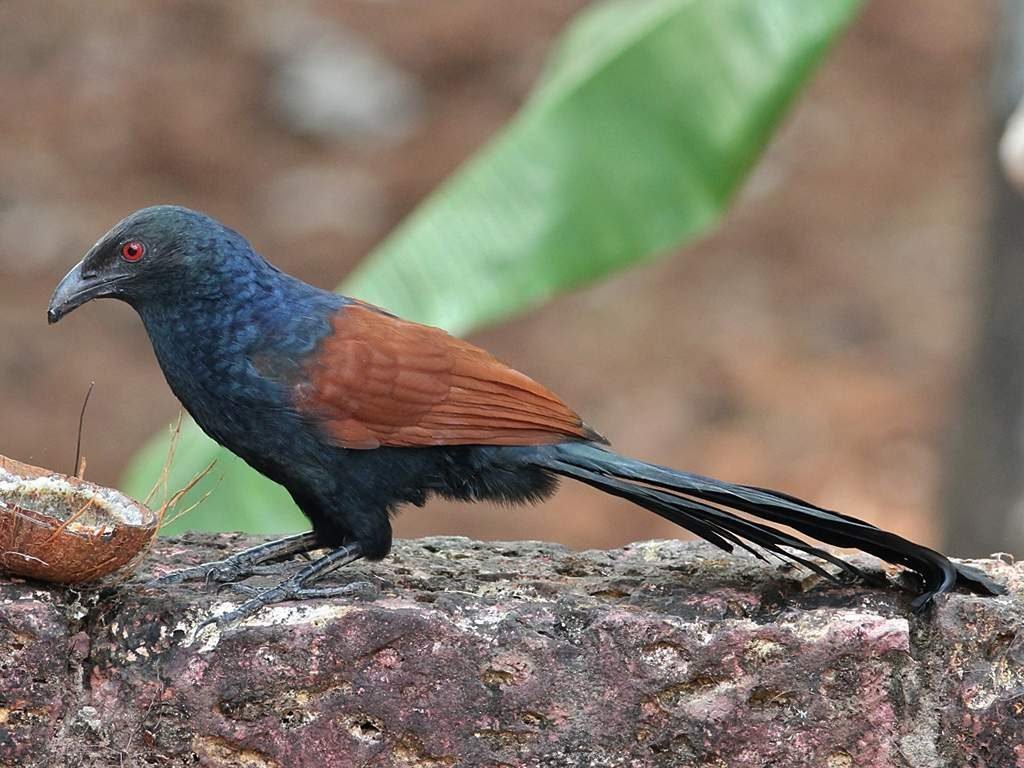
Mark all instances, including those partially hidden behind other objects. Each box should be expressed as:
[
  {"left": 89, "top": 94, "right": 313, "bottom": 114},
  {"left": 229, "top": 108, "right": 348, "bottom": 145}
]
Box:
[
  {"left": 147, "top": 531, "right": 321, "bottom": 587},
  {"left": 195, "top": 542, "right": 366, "bottom": 633}
]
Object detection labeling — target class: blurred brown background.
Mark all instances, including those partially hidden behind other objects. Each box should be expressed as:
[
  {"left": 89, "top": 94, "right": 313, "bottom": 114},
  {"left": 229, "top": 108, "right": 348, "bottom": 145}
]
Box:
[{"left": 0, "top": 2, "right": 998, "bottom": 553}]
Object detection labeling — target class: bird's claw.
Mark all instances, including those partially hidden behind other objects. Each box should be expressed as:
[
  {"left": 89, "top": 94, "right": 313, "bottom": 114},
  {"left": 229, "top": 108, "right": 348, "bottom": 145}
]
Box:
[
  {"left": 203, "top": 562, "right": 245, "bottom": 586},
  {"left": 144, "top": 567, "right": 203, "bottom": 588},
  {"left": 192, "top": 579, "right": 377, "bottom": 640},
  {"left": 294, "top": 580, "right": 377, "bottom": 600},
  {"left": 213, "top": 566, "right": 304, "bottom": 595},
  {"left": 146, "top": 556, "right": 253, "bottom": 589},
  {"left": 147, "top": 533, "right": 323, "bottom": 591},
  {"left": 191, "top": 592, "right": 274, "bottom": 639},
  {"left": 216, "top": 581, "right": 260, "bottom": 596},
  {"left": 148, "top": 552, "right": 288, "bottom": 588}
]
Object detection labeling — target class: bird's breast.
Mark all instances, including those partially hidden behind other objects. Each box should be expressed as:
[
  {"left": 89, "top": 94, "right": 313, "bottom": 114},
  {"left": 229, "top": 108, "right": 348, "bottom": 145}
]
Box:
[{"left": 145, "top": 311, "right": 283, "bottom": 424}]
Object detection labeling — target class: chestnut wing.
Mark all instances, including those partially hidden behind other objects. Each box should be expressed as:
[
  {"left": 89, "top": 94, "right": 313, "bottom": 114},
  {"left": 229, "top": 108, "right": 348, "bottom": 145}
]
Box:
[{"left": 295, "top": 304, "right": 603, "bottom": 449}]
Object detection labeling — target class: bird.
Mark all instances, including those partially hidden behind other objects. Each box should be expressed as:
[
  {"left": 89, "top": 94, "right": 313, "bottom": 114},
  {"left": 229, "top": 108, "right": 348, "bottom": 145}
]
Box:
[{"left": 48, "top": 205, "right": 1002, "bottom": 625}]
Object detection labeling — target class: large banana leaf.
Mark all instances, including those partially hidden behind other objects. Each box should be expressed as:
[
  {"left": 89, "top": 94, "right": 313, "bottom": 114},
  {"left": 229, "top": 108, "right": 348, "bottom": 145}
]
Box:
[{"left": 124, "top": 0, "right": 862, "bottom": 533}]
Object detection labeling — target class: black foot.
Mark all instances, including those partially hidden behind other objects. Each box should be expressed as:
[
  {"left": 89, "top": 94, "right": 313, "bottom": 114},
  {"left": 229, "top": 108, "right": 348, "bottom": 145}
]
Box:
[
  {"left": 194, "top": 542, "right": 365, "bottom": 635},
  {"left": 221, "top": 580, "right": 376, "bottom": 601},
  {"left": 147, "top": 532, "right": 320, "bottom": 587}
]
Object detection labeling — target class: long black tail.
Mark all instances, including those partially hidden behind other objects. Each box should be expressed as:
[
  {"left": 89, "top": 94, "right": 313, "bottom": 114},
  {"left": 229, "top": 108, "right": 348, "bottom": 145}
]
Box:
[{"left": 538, "top": 442, "right": 1002, "bottom": 609}]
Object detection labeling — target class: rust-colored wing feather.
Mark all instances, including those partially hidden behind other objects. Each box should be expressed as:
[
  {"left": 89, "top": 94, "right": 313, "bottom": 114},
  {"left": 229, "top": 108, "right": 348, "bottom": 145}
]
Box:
[{"left": 295, "top": 304, "right": 605, "bottom": 449}]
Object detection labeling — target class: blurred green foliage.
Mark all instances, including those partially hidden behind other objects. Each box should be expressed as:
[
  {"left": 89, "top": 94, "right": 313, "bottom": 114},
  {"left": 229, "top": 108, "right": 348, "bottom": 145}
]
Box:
[{"left": 124, "top": 0, "right": 862, "bottom": 534}]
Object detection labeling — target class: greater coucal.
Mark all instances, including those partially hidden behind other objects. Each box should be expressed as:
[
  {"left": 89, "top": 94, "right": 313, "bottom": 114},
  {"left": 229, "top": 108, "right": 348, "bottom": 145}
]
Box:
[{"left": 47, "top": 206, "right": 1001, "bottom": 624}]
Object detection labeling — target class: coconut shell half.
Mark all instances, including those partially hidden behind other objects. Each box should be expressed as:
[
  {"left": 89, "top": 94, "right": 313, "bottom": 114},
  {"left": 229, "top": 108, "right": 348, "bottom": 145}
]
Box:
[{"left": 0, "top": 455, "right": 158, "bottom": 583}]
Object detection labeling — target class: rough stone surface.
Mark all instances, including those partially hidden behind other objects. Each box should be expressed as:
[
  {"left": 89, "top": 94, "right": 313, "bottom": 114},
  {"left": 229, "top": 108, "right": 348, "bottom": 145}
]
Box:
[{"left": 0, "top": 535, "right": 1020, "bottom": 767}]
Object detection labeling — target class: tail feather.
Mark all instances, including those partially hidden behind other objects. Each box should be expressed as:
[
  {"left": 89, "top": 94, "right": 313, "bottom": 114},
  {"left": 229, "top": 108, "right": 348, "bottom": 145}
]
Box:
[
  {"left": 549, "top": 458, "right": 863, "bottom": 583},
  {"left": 543, "top": 443, "right": 1003, "bottom": 609}
]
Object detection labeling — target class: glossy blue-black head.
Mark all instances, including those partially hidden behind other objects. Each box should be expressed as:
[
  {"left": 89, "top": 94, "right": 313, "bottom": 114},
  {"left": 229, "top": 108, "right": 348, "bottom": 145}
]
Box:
[{"left": 47, "top": 205, "right": 257, "bottom": 324}]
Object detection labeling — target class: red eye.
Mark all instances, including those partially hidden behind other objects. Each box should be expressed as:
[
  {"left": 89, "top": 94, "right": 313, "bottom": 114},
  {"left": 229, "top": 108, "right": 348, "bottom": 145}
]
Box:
[{"left": 121, "top": 241, "right": 145, "bottom": 263}]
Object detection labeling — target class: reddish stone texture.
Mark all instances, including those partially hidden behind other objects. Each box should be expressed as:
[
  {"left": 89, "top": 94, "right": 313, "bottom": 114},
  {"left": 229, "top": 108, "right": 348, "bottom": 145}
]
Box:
[
  {"left": 0, "top": 535, "right": 1020, "bottom": 767},
  {"left": 0, "top": 582, "right": 75, "bottom": 766}
]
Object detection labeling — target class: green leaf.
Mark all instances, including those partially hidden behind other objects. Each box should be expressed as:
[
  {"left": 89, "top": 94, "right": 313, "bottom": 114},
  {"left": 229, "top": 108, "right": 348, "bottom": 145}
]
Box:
[
  {"left": 124, "top": 0, "right": 861, "bottom": 535},
  {"left": 345, "top": 0, "right": 860, "bottom": 332}
]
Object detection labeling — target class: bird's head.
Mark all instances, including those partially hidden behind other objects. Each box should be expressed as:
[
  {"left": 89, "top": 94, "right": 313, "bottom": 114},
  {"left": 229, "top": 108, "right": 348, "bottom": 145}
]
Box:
[{"left": 47, "top": 205, "right": 253, "bottom": 324}]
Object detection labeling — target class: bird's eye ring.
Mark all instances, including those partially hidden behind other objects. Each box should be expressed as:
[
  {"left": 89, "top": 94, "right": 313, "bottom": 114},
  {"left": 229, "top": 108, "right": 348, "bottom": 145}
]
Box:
[{"left": 121, "top": 241, "right": 145, "bottom": 263}]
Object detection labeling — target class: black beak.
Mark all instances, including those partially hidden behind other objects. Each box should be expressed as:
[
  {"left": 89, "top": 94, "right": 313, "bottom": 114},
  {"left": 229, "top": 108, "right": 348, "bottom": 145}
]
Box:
[{"left": 47, "top": 260, "right": 127, "bottom": 324}]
